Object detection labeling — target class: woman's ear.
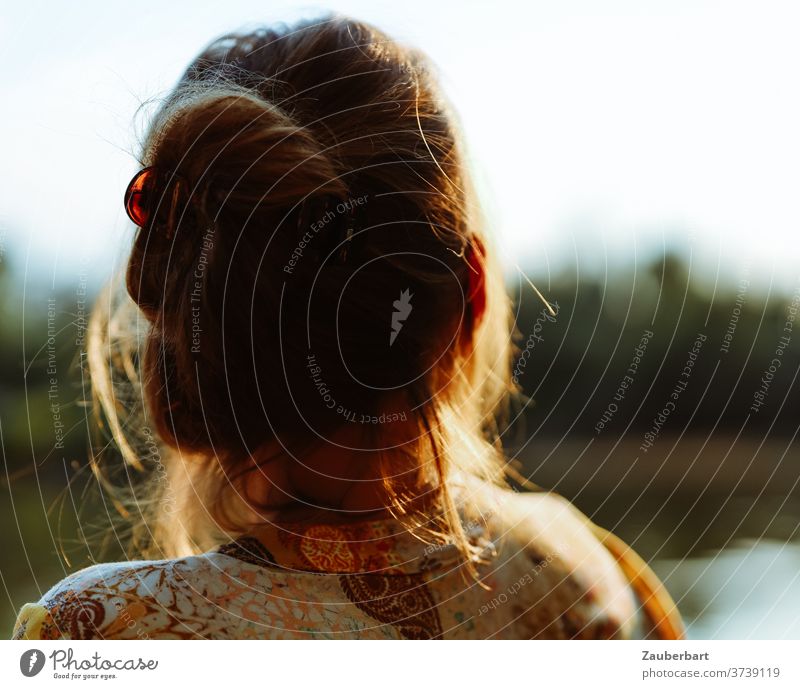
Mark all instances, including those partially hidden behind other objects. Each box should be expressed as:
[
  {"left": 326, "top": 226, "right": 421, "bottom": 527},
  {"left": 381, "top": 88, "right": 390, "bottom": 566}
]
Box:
[{"left": 465, "top": 238, "right": 487, "bottom": 331}]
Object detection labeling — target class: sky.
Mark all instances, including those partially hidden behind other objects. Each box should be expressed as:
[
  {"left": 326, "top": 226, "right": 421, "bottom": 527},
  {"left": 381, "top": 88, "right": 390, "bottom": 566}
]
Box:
[{"left": 2, "top": 0, "right": 800, "bottom": 294}]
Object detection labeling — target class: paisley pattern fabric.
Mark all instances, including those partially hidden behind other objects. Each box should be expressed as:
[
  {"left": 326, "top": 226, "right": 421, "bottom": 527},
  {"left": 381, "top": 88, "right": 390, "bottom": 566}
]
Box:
[
  {"left": 11, "top": 487, "right": 684, "bottom": 640},
  {"left": 340, "top": 573, "right": 444, "bottom": 639}
]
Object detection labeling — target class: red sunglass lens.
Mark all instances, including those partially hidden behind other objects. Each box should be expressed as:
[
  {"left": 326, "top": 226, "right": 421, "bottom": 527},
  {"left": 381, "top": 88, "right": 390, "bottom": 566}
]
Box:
[{"left": 124, "top": 167, "right": 156, "bottom": 226}]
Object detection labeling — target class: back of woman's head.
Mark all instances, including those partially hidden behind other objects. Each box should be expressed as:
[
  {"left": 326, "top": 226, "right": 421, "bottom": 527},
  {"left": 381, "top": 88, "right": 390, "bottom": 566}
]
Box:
[{"left": 94, "top": 16, "right": 514, "bottom": 559}]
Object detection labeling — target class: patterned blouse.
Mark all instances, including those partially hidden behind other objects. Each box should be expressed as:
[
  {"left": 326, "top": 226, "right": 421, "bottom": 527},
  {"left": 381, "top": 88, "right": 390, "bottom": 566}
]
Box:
[{"left": 12, "top": 488, "right": 684, "bottom": 640}]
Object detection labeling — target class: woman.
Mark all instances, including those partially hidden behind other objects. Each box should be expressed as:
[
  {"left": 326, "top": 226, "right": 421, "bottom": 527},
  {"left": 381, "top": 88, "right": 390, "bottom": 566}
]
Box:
[{"left": 13, "top": 15, "right": 683, "bottom": 640}]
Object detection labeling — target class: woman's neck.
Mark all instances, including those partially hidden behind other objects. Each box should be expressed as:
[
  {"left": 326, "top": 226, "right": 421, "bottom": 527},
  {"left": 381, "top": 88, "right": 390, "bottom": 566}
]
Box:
[{"left": 241, "top": 414, "right": 436, "bottom": 525}]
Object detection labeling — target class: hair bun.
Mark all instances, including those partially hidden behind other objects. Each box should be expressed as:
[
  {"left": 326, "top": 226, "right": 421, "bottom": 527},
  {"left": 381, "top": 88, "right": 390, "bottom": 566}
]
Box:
[{"left": 126, "top": 87, "right": 347, "bottom": 312}]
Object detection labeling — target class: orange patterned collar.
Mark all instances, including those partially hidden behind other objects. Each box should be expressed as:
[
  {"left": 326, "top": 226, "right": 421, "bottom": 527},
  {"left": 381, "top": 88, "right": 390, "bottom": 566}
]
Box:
[{"left": 216, "top": 515, "right": 492, "bottom": 576}]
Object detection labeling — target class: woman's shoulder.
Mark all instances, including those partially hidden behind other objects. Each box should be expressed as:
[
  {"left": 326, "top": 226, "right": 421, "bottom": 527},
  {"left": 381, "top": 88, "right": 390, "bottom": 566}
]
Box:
[
  {"left": 465, "top": 480, "right": 610, "bottom": 554},
  {"left": 11, "top": 552, "right": 235, "bottom": 640},
  {"left": 473, "top": 485, "right": 682, "bottom": 639},
  {"left": 466, "top": 489, "right": 643, "bottom": 638}
]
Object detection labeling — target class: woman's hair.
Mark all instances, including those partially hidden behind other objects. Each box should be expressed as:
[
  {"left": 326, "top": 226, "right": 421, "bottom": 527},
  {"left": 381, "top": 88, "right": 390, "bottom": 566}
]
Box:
[{"left": 88, "top": 16, "right": 515, "bottom": 567}]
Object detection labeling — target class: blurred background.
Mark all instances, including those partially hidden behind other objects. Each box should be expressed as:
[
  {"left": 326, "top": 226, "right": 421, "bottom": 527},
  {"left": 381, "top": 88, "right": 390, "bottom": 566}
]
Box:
[{"left": 2, "top": 0, "right": 800, "bottom": 638}]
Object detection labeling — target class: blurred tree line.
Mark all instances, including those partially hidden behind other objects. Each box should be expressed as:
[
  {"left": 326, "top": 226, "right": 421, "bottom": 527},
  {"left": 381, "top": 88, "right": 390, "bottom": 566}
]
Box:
[{"left": 508, "top": 253, "right": 799, "bottom": 445}]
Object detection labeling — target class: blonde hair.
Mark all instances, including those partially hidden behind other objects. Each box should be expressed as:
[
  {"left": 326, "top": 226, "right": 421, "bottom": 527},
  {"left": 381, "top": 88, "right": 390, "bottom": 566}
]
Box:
[{"left": 88, "top": 16, "right": 516, "bottom": 573}]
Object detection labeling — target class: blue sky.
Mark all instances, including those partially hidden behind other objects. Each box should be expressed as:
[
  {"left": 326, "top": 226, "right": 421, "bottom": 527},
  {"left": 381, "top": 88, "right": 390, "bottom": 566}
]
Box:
[{"left": 2, "top": 0, "right": 799, "bottom": 294}]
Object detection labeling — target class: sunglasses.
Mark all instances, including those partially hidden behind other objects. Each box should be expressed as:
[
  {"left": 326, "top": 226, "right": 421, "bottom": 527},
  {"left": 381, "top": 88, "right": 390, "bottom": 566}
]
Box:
[
  {"left": 124, "top": 167, "right": 191, "bottom": 238},
  {"left": 123, "top": 167, "right": 159, "bottom": 227}
]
